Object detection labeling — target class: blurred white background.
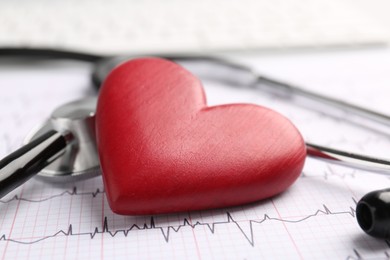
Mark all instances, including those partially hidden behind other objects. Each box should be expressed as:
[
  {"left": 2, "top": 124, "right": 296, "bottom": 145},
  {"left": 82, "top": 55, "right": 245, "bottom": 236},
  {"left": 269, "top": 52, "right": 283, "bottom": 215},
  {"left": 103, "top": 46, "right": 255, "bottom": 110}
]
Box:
[{"left": 0, "top": 0, "right": 389, "bottom": 54}]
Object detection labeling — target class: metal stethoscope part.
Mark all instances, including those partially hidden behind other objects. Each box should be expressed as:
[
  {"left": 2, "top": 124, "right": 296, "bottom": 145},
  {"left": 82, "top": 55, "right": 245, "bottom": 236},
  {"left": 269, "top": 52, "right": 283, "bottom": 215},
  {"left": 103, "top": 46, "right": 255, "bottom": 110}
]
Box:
[
  {"left": 0, "top": 98, "right": 100, "bottom": 198},
  {"left": 1, "top": 51, "right": 390, "bottom": 238}
]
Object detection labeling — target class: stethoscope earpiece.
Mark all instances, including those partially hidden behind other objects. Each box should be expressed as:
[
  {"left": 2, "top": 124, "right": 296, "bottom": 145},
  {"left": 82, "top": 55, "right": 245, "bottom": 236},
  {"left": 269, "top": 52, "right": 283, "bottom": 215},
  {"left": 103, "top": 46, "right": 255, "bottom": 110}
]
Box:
[{"left": 357, "top": 188, "right": 390, "bottom": 239}]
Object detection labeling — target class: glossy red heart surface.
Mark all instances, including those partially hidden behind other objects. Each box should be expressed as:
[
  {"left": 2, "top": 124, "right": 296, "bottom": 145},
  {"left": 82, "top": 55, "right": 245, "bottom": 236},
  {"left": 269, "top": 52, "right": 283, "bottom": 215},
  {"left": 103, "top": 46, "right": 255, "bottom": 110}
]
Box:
[{"left": 96, "top": 58, "right": 306, "bottom": 215}]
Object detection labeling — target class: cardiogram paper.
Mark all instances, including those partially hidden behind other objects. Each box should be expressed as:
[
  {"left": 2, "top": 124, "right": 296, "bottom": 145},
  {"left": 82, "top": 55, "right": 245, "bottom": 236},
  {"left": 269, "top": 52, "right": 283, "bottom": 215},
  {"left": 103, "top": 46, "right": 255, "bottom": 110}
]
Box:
[{"left": 1, "top": 49, "right": 390, "bottom": 259}]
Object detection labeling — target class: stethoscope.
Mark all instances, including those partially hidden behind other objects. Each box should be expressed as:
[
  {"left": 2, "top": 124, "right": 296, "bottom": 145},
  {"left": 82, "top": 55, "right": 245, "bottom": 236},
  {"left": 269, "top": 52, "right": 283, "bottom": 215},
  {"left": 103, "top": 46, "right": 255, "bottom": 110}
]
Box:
[{"left": 1, "top": 48, "right": 390, "bottom": 239}]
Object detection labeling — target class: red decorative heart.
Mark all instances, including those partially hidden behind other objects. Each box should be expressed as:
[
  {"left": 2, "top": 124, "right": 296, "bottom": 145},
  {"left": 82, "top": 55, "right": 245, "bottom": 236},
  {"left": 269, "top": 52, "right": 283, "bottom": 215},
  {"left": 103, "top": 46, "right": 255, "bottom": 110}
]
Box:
[{"left": 96, "top": 58, "right": 306, "bottom": 215}]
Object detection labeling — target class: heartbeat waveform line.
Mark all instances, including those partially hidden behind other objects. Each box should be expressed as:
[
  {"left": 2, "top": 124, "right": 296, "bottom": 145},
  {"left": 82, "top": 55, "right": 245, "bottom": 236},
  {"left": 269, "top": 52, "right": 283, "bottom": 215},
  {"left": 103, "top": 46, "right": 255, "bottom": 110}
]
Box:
[
  {"left": 0, "top": 187, "right": 105, "bottom": 204},
  {"left": 301, "top": 168, "right": 357, "bottom": 180},
  {"left": 0, "top": 202, "right": 357, "bottom": 246},
  {"left": 0, "top": 165, "right": 358, "bottom": 205},
  {"left": 301, "top": 170, "right": 356, "bottom": 180}
]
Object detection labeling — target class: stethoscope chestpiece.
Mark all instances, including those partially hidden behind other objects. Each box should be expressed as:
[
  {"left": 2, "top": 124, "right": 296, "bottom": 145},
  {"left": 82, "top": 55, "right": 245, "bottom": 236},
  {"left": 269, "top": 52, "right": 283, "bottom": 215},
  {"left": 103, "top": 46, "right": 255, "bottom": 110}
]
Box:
[
  {"left": 0, "top": 98, "right": 101, "bottom": 198},
  {"left": 24, "top": 98, "right": 101, "bottom": 183}
]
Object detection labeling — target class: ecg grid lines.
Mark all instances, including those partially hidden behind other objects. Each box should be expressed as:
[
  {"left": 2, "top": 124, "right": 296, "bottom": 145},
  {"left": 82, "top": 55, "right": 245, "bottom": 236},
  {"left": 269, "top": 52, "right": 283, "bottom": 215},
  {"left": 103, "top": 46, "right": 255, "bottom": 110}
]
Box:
[
  {"left": 2, "top": 50, "right": 390, "bottom": 259},
  {"left": 0, "top": 186, "right": 358, "bottom": 246},
  {"left": 0, "top": 166, "right": 389, "bottom": 260}
]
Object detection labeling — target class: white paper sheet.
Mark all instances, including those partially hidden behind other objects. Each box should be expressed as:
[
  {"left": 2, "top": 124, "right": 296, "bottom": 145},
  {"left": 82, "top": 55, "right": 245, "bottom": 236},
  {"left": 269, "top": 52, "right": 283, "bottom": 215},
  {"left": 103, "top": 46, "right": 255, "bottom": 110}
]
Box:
[{"left": 1, "top": 49, "right": 390, "bottom": 259}]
